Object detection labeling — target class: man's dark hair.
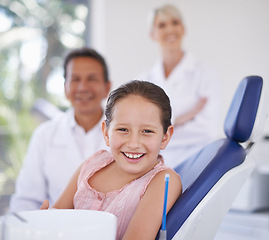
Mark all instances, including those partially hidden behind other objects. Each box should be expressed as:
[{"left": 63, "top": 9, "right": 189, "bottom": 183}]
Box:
[{"left": 63, "top": 47, "right": 109, "bottom": 82}]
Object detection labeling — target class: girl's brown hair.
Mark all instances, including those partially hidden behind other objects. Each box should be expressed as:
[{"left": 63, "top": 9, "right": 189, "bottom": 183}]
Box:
[{"left": 105, "top": 80, "right": 172, "bottom": 133}]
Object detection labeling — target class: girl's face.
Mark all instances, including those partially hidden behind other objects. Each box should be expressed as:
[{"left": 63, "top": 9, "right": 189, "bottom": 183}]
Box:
[
  {"left": 102, "top": 95, "right": 173, "bottom": 179},
  {"left": 151, "top": 12, "right": 184, "bottom": 51}
]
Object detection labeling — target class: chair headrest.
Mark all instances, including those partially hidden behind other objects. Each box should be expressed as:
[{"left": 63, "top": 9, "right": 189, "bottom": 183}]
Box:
[{"left": 224, "top": 76, "right": 263, "bottom": 142}]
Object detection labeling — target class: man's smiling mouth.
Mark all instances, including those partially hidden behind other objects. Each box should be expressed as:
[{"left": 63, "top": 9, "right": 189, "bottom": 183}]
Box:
[{"left": 75, "top": 93, "right": 94, "bottom": 101}]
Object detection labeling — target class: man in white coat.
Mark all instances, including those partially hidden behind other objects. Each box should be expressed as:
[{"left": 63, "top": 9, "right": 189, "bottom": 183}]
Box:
[
  {"left": 139, "top": 4, "right": 222, "bottom": 168},
  {"left": 10, "top": 48, "right": 111, "bottom": 211}
]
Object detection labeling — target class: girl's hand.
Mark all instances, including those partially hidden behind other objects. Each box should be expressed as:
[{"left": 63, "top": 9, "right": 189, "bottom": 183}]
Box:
[{"left": 40, "top": 200, "right": 50, "bottom": 210}]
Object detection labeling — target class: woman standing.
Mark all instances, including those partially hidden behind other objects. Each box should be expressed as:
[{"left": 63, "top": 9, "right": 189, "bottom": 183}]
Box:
[{"left": 139, "top": 4, "right": 222, "bottom": 168}]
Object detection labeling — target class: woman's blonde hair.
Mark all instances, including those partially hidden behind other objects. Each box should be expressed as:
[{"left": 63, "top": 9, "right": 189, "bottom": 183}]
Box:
[{"left": 147, "top": 4, "right": 184, "bottom": 33}]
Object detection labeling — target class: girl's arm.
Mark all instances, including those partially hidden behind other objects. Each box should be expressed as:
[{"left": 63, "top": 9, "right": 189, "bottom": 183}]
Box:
[
  {"left": 122, "top": 169, "right": 182, "bottom": 240},
  {"left": 40, "top": 165, "right": 82, "bottom": 209}
]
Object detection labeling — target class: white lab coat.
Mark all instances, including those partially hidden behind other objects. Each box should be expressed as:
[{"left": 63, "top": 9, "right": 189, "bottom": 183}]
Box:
[
  {"left": 138, "top": 52, "right": 222, "bottom": 168},
  {"left": 10, "top": 109, "right": 108, "bottom": 211}
]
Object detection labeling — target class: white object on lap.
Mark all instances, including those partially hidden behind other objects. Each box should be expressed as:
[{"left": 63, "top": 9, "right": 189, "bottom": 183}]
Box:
[{"left": 0, "top": 209, "right": 117, "bottom": 240}]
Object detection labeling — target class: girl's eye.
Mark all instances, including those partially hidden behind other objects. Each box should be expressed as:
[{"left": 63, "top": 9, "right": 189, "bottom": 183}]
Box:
[
  {"left": 117, "top": 128, "right": 128, "bottom": 132},
  {"left": 143, "top": 129, "right": 153, "bottom": 133}
]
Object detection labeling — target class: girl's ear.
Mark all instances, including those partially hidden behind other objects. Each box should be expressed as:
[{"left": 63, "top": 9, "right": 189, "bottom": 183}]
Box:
[
  {"left": 160, "top": 125, "right": 174, "bottom": 150},
  {"left": 102, "top": 120, "right": 110, "bottom": 147}
]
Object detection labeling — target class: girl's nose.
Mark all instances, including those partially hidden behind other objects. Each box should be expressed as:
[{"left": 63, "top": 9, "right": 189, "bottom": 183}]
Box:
[{"left": 127, "top": 133, "right": 141, "bottom": 149}]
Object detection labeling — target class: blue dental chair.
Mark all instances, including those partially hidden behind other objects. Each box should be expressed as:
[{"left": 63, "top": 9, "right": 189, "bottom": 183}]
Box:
[{"left": 164, "top": 76, "right": 267, "bottom": 240}]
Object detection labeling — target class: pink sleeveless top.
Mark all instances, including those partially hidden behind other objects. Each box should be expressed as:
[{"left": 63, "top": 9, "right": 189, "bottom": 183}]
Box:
[{"left": 73, "top": 150, "right": 170, "bottom": 240}]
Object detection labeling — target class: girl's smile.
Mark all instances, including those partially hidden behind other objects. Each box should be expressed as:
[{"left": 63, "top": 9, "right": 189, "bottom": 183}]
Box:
[{"left": 122, "top": 152, "right": 145, "bottom": 163}]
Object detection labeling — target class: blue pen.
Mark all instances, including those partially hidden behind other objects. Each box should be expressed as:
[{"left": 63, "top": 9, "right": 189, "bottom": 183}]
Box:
[{"left": 159, "top": 174, "right": 170, "bottom": 240}]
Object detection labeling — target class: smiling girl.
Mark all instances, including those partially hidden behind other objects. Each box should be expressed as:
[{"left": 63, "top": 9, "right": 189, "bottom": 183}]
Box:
[{"left": 41, "top": 80, "right": 182, "bottom": 240}]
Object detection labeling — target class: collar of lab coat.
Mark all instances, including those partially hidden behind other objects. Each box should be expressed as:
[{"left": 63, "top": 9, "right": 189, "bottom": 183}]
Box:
[
  {"left": 178, "top": 52, "right": 197, "bottom": 71},
  {"left": 51, "top": 108, "right": 76, "bottom": 146},
  {"left": 155, "top": 51, "right": 198, "bottom": 79},
  {"left": 51, "top": 108, "right": 105, "bottom": 147}
]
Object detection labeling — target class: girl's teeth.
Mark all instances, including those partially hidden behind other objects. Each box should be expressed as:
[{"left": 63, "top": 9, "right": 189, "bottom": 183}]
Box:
[{"left": 125, "top": 153, "right": 143, "bottom": 159}]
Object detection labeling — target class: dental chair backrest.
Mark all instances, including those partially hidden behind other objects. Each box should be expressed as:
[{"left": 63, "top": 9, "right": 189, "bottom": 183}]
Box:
[{"left": 163, "top": 76, "right": 266, "bottom": 240}]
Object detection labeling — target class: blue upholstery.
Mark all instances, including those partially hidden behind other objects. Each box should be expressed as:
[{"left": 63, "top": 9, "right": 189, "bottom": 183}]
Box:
[
  {"left": 162, "top": 76, "right": 263, "bottom": 240},
  {"left": 224, "top": 77, "right": 263, "bottom": 142}
]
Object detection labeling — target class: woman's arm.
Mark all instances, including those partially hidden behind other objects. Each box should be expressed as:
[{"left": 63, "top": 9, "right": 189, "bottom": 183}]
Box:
[
  {"left": 122, "top": 169, "right": 182, "bottom": 240},
  {"left": 40, "top": 165, "right": 82, "bottom": 209},
  {"left": 174, "top": 97, "right": 207, "bottom": 126}
]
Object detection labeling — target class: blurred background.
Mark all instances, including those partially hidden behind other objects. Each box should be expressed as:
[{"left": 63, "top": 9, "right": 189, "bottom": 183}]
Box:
[
  {"left": 0, "top": 0, "right": 269, "bottom": 216},
  {"left": 0, "top": 0, "right": 89, "bottom": 215}
]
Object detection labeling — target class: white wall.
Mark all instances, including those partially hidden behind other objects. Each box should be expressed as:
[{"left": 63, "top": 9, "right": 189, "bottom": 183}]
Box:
[{"left": 89, "top": 0, "right": 269, "bottom": 134}]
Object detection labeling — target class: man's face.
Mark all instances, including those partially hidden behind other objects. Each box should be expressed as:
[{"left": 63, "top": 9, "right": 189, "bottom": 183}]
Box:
[{"left": 64, "top": 57, "right": 110, "bottom": 116}]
